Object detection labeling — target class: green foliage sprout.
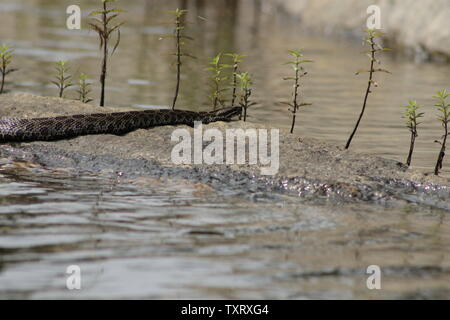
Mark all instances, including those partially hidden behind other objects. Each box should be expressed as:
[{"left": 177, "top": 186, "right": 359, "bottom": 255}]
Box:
[
  {"left": 282, "top": 49, "right": 313, "bottom": 134},
  {"left": 403, "top": 100, "right": 424, "bottom": 167},
  {"left": 77, "top": 73, "right": 93, "bottom": 104},
  {"left": 163, "top": 8, "right": 196, "bottom": 111},
  {"left": 51, "top": 60, "right": 73, "bottom": 98},
  {"left": 207, "top": 53, "right": 229, "bottom": 110},
  {"left": 236, "top": 72, "right": 254, "bottom": 121},
  {"left": 345, "top": 29, "right": 391, "bottom": 149},
  {"left": 0, "top": 45, "right": 17, "bottom": 94},
  {"left": 433, "top": 89, "right": 450, "bottom": 175},
  {"left": 89, "top": 0, "right": 125, "bottom": 106},
  {"left": 224, "top": 53, "right": 246, "bottom": 107}
]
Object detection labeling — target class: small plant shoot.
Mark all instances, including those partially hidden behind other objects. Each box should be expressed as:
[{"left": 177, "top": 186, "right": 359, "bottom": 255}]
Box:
[
  {"left": 0, "top": 45, "right": 17, "bottom": 94},
  {"left": 403, "top": 100, "right": 424, "bottom": 167},
  {"left": 163, "top": 9, "right": 196, "bottom": 111},
  {"left": 282, "top": 49, "right": 313, "bottom": 134},
  {"left": 77, "top": 73, "right": 93, "bottom": 104},
  {"left": 52, "top": 60, "right": 73, "bottom": 98},
  {"left": 207, "top": 53, "right": 229, "bottom": 110},
  {"left": 236, "top": 72, "right": 255, "bottom": 121},
  {"left": 433, "top": 90, "right": 450, "bottom": 176},
  {"left": 345, "top": 29, "right": 391, "bottom": 149},
  {"left": 89, "top": 0, "right": 125, "bottom": 106},
  {"left": 225, "top": 53, "right": 246, "bottom": 107}
]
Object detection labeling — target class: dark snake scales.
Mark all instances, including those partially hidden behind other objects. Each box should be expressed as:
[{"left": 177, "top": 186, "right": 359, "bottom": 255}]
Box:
[{"left": 0, "top": 107, "right": 242, "bottom": 143}]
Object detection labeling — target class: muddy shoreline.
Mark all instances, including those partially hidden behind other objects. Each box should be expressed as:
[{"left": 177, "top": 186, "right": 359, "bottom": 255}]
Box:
[{"left": 1, "top": 94, "right": 449, "bottom": 209}]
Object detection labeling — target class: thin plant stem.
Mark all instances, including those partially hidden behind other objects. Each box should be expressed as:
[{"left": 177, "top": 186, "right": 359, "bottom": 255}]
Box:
[
  {"left": 0, "top": 72, "right": 5, "bottom": 94},
  {"left": 172, "top": 16, "right": 181, "bottom": 110},
  {"left": 406, "top": 131, "right": 416, "bottom": 167},
  {"left": 89, "top": 0, "right": 124, "bottom": 107},
  {"left": 231, "top": 65, "right": 238, "bottom": 106},
  {"left": 435, "top": 121, "right": 448, "bottom": 175},
  {"left": 290, "top": 61, "right": 300, "bottom": 134},
  {"left": 345, "top": 40, "right": 375, "bottom": 149},
  {"left": 163, "top": 9, "right": 192, "bottom": 110},
  {"left": 99, "top": 1, "right": 108, "bottom": 106},
  {"left": 282, "top": 50, "right": 312, "bottom": 134},
  {"left": 432, "top": 90, "right": 450, "bottom": 176}
]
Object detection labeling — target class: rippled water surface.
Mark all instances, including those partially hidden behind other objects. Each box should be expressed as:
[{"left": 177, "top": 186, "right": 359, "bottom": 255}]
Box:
[
  {"left": 1, "top": 165, "right": 450, "bottom": 299},
  {"left": 1, "top": 0, "right": 450, "bottom": 299}
]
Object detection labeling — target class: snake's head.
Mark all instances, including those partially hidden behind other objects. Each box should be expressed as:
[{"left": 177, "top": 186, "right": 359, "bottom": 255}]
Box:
[{"left": 211, "top": 106, "right": 242, "bottom": 122}]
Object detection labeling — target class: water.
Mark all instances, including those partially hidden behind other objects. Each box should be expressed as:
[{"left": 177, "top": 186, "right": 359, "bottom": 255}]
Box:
[
  {"left": 1, "top": 0, "right": 450, "bottom": 299},
  {"left": 1, "top": 165, "right": 449, "bottom": 299}
]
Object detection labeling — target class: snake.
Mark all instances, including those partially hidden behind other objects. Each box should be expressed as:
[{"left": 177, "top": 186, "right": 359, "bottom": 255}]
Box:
[{"left": 0, "top": 106, "right": 242, "bottom": 143}]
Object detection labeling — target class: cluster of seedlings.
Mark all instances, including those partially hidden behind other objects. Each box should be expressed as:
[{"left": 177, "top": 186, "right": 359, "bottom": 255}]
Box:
[
  {"left": 0, "top": 1, "right": 448, "bottom": 175},
  {"left": 161, "top": 10, "right": 255, "bottom": 118},
  {"left": 405, "top": 90, "right": 450, "bottom": 176},
  {"left": 342, "top": 30, "right": 448, "bottom": 175},
  {"left": 51, "top": 0, "right": 124, "bottom": 105}
]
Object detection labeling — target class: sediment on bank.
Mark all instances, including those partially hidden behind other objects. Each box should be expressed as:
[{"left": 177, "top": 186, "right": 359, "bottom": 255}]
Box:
[{"left": 1, "top": 93, "right": 449, "bottom": 208}]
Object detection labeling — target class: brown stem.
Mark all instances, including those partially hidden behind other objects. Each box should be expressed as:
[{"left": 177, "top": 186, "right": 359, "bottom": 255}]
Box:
[
  {"left": 345, "top": 39, "right": 375, "bottom": 149},
  {"left": 231, "top": 65, "right": 237, "bottom": 106},
  {"left": 435, "top": 122, "right": 448, "bottom": 175},
  {"left": 59, "top": 69, "right": 64, "bottom": 98},
  {"left": 213, "top": 76, "right": 219, "bottom": 111},
  {"left": 406, "top": 132, "right": 416, "bottom": 167},
  {"left": 99, "top": 2, "right": 108, "bottom": 107},
  {"left": 172, "top": 19, "right": 181, "bottom": 111},
  {"left": 0, "top": 71, "right": 5, "bottom": 94},
  {"left": 0, "top": 59, "right": 5, "bottom": 94},
  {"left": 243, "top": 90, "right": 249, "bottom": 122},
  {"left": 290, "top": 60, "right": 300, "bottom": 134}
]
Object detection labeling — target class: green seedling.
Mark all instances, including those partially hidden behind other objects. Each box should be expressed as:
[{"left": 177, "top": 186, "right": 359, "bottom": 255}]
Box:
[
  {"left": 77, "top": 73, "right": 93, "bottom": 103},
  {"left": 345, "top": 29, "right": 391, "bottom": 149},
  {"left": 207, "top": 53, "right": 228, "bottom": 110},
  {"left": 433, "top": 90, "right": 450, "bottom": 176},
  {"left": 0, "top": 45, "right": 17, "bottom": 94},
  {"left": 403, "top": 100, "right": 424, "bottom": 167},
  {"left": 89, "top": 0, "right": 125, "bottom": 106},
  {"left": 224, "top": 53, "right": 246, "bottom": 107},
  {"left": 52, "top": 60, "right": 73, "bottom": 98},
  {"left": 163, "top": 8, "right": 196, "bottom": 110},
  {"left": 236, "top": 72, "right": 255, "bottom": 121},
  {"left": 282, "top": 49, "right": 313, "bottom": 134}
]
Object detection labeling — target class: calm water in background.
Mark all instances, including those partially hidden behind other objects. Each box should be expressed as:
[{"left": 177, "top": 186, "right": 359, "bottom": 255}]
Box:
[{"left": 1, "top": 0, "right": 450, "bottom": 299}]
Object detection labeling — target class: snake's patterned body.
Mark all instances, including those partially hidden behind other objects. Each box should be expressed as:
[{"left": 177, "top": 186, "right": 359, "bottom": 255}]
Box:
[{"left": 0, "top": 107, "right": 242, "bottom": 143}]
